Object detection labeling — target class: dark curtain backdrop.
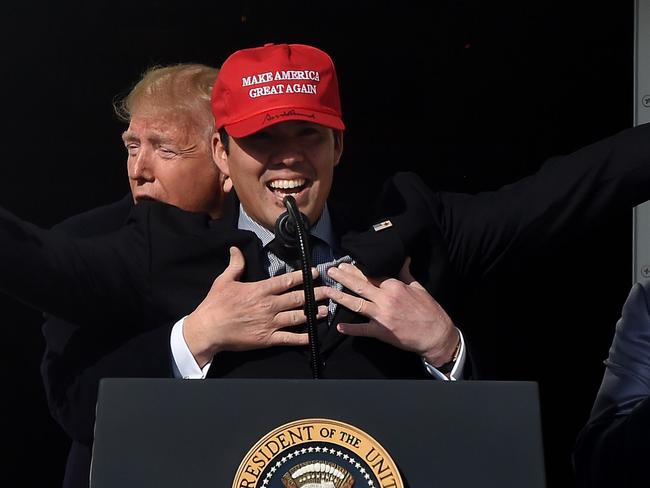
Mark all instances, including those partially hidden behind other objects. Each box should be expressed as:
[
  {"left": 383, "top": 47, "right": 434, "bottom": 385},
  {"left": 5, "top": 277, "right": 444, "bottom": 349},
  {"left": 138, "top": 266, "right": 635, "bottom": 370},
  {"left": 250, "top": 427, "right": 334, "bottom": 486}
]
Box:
[{"left": 0, "top": 1, "right": 633, "bottom": 486}]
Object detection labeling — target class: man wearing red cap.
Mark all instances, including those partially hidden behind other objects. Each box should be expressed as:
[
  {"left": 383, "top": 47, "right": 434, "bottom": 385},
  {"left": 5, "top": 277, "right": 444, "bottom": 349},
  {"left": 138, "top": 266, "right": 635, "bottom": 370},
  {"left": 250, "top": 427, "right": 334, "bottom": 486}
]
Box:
[
  {"left": 180, "top": 43, "right": 464, "bottom": 379},
  {"left": 0, "top": 41, "right": 650, "bottom": 450},
  {"left": 168, "top": 43, "right": 650, "bottom": 384}
]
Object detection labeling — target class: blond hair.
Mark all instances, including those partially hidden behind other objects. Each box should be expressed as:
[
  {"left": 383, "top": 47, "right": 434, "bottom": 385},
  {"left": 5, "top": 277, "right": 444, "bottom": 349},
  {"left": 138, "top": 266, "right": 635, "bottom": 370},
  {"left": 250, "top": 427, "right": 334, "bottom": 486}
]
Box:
[{"left": 113, "top": 63, "right": 218, "bottom": 137}]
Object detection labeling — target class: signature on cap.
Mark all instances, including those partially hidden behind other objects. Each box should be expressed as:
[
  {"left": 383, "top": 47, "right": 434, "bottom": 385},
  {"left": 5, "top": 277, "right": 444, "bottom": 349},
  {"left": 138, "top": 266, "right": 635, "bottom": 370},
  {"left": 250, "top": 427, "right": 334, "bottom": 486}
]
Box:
[{"left": 264, "top": 109, "right": 316, "bottom": 124}]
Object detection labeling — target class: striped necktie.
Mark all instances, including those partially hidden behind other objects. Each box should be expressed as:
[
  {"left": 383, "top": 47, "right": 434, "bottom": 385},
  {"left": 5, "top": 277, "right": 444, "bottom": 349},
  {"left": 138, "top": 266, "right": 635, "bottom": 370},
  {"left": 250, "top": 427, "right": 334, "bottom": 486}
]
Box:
[{"left": 266, "top": 236, "right": 352, "bottom": 323}]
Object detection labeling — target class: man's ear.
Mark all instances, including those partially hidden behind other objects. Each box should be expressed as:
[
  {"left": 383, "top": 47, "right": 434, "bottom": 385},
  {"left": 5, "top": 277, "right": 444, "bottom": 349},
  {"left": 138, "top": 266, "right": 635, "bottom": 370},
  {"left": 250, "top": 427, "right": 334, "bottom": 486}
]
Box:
[
  {"left": 221, "top": 175, "right": 233, "bottom": 193},
  {"left": 212, "top": 132, "right": 230, "bottom": 176},
  {"left": 333, "top": 130, "right": 344, "bottom": 167}
]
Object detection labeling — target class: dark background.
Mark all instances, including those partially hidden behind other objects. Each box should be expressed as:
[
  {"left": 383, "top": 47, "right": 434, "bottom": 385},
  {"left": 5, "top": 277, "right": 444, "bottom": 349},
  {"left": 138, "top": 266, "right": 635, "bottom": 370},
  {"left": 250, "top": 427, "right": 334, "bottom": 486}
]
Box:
[{"left": 0, "top": 1, "right": 636, "bottom": 486}]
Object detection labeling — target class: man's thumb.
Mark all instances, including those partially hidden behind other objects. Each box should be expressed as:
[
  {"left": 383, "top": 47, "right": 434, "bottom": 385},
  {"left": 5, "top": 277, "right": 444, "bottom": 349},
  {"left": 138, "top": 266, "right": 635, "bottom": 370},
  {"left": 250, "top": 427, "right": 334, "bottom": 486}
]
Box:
[{"left": 218, "top": 246, "right": 246, "bottom": 282}]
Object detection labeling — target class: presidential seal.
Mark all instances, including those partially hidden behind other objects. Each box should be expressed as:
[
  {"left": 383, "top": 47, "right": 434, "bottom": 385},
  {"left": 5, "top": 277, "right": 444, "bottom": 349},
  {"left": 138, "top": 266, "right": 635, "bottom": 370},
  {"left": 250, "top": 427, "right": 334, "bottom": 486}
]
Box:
[{"left": 233, "top": 418, "right": 403, "bottom": 488}]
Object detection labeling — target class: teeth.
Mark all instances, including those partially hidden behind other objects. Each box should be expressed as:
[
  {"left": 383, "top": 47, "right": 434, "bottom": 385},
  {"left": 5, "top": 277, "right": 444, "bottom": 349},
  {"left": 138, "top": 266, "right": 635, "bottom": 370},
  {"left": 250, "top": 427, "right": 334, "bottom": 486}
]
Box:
[{"left": 268, "top": 179, "right": 305, "bottom": 189}]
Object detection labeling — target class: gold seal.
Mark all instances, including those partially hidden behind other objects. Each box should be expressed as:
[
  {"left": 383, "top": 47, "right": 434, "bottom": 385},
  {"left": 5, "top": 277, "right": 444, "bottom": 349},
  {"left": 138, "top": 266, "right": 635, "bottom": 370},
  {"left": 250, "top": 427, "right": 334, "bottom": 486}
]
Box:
[{"left": 233, "top": 418, "right": 404, "bottom": 488}]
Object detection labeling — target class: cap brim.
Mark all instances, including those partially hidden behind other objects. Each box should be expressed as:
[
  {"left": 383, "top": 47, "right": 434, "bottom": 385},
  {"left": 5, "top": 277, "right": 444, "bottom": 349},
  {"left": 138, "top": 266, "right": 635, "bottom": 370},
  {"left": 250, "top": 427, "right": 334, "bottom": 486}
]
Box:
[{"left": 224, "top": 108, "right": 345, "bottom": 138}]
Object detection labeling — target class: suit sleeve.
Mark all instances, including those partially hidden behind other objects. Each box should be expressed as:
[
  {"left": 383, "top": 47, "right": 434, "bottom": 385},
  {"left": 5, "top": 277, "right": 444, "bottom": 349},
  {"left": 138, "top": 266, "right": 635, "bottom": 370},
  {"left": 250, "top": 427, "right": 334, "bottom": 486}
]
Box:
[
  {"left": 35, "top": 197, "right": 175, "bottom": 445},
  {"left": 0, "top": 202, "right": 148, "bottom": 326},
  {"left": 573, "top": 281, "right": 650, "bottom": 488},
  {"left": 432, "top": 123, "right": 650, "bottom": 278}
]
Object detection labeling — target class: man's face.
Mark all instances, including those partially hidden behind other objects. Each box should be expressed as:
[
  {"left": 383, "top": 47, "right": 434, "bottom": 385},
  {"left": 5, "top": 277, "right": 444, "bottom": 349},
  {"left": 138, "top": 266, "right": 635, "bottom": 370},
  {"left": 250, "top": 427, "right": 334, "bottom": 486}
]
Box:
[
  {"left": 123, "top": 110, "right": 225, "bottom": 218},
  {"left": 214, "top": 121, "right": 343, "bottom": 231}
]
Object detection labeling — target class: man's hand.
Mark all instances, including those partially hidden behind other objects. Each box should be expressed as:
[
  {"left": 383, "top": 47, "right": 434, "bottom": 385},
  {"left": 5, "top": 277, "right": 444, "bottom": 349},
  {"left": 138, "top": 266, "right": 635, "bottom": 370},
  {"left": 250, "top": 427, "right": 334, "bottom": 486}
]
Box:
[
  {"left": 183, "top": 246, "right": 329, "bottom": 367},
  {"left": 324, "top": 259, "right": 460, "bottom": 367}
]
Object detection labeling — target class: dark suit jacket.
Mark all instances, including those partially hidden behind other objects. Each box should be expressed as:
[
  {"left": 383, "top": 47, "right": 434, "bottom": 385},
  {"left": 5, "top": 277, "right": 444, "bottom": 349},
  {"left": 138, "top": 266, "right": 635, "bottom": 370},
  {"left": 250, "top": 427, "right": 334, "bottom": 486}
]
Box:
[
  {"left": 573, "top": 280, "right": 650, "bottom": 488},
  {"left": 40, "top": 195, "right": 135, "bottom": 488},
  {"left": 41, "top": 195, "right": 133, "bottom": 436},
  {"left": 3, "top": 123, "right": 650, "bottom": 488}
]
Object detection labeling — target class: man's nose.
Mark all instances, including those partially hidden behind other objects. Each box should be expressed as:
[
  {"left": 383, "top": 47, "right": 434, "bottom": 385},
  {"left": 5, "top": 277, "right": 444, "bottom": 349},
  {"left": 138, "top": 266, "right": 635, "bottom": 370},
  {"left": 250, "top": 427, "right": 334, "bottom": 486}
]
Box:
[
  {"left": 128, "top": 150, "right": 154, "bottom": 181},
  {"left": 273, "top": 140, "right": 305, "bottom": 166},
  {"left": 278, "top": 153, "right": 302, "bottom": 166}
]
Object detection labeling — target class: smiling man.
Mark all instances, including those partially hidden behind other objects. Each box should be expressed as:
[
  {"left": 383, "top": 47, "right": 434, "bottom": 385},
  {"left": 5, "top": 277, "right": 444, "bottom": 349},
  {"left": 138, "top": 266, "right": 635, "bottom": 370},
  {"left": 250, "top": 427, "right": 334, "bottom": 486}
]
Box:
[
  {"left": 168, "top": 42, "right": 650, "bottom": 383},
  {"left": 216, "top": 120, "right": 342, "bottom": 232},
  {"left": 175, "top": 44, "right": 464, "bottom": 379}
]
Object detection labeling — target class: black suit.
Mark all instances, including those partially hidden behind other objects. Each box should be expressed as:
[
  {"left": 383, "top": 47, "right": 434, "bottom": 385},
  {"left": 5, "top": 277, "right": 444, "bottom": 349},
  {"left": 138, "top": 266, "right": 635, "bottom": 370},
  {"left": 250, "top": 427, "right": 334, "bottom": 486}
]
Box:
[
  {"left": 573, "top": 281, "right": 650, "bottom": 488},
  {"left": 40, "top": 195, "right": 135, "bottom": 488},
  {"left": 3, "top": 124, "right": 650, "bottom": 487}
]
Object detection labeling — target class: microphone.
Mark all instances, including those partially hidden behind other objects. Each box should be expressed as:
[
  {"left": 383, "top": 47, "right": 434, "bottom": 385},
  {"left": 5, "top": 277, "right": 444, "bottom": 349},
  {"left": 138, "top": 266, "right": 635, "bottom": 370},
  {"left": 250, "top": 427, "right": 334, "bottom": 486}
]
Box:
[
  {"left": 274, "top": 208, "right": 309, "bottom": 262},
  {"left": 274, "top": 196, "right": 322, "bottom": 379}
]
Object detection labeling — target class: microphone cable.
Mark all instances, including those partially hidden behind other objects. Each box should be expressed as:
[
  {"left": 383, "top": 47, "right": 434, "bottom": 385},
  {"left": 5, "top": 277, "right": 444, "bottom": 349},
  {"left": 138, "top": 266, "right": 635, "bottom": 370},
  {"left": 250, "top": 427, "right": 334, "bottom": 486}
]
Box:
[{"left": 275, "top": 195, "right": 321, "bottom": 379}]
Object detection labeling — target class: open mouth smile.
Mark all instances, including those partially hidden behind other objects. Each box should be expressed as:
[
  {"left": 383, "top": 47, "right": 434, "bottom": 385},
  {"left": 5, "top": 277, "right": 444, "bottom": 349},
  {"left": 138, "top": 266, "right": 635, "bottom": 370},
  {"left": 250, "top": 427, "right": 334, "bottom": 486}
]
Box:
[{"left": 267, "top": 178, "right": 310, "bottom": 200}]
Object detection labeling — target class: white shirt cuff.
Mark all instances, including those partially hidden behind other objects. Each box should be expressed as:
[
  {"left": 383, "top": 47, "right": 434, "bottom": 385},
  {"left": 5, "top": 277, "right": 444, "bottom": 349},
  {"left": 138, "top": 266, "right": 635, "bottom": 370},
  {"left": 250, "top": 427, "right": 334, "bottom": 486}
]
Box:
[
  {"left": 422, "top": 328, "right": 466, "bottom": 381},
  {"left": 170, "top": 316, "right": 212, "bottom": 379}
]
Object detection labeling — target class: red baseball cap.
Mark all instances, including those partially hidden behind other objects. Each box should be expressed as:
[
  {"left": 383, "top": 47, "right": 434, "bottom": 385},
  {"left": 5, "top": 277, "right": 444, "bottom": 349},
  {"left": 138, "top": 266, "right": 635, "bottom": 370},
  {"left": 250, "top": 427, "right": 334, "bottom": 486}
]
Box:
[{"left": 211, "top": 43, "right": 345, "bottom": 137}]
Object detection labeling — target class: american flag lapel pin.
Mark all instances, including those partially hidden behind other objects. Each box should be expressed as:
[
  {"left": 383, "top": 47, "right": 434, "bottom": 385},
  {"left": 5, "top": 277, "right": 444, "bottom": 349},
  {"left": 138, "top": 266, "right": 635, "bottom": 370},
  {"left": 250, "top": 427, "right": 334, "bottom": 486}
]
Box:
[{"left": 373, "top": 220, "right": 393, "bottom": 232}]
